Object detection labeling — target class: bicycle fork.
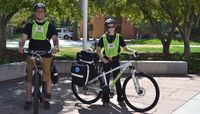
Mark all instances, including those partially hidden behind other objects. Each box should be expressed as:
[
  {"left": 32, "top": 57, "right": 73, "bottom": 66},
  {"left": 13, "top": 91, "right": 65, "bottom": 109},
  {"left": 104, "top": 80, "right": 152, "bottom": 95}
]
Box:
[{"left": 131, "top": 70, "right": 144, "bottom": 95}]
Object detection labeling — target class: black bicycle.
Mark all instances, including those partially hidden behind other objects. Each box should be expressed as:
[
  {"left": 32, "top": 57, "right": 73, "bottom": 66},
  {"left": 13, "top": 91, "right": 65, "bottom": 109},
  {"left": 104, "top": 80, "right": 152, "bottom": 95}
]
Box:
[{"left": 24, "top": 50, "right": 51, "bottom": 114}]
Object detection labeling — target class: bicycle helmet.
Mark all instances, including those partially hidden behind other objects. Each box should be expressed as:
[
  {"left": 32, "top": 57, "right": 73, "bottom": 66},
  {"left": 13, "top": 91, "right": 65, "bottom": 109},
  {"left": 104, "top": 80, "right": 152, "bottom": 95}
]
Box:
[
  {"left": 33, "top": 3, "right": 46, "bottom": 11},
  {"left": 105, "top": 18, "right": 116, "bottom": 26}
]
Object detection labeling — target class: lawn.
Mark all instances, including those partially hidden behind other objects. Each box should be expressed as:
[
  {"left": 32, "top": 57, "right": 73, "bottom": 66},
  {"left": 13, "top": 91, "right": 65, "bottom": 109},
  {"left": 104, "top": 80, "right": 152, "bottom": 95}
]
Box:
[{"left": 126, "top": 38, "right": 200, "bottom": 45}]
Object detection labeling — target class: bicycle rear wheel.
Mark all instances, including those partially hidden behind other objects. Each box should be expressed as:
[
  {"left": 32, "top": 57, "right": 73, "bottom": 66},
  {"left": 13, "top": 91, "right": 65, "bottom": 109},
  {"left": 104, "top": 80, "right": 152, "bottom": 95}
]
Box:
[
  {"left": 122, "top": 72, "right": 160, "bottom": 112},
  {"left": 33, "top": 72, "right": 40, "bottom": 114},
  {"left": 71, "top": 81, "right": 102, "bottom": 104}
]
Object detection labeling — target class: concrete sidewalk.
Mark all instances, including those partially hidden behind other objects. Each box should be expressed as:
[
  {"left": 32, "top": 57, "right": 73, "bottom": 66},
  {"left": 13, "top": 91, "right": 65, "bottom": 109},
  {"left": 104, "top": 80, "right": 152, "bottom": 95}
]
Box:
[
  {"left": 0, "top": 74, "right": 200, "bottom": 114},
  {"left": 172, "top": 93, "right": 200, "bottom": 114}
]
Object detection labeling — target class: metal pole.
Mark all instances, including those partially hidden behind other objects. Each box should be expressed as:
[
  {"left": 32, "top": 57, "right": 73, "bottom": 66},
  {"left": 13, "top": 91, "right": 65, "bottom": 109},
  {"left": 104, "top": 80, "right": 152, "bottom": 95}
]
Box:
[{"left": 82, "top": 0, "right": 88, "bottom": 50}]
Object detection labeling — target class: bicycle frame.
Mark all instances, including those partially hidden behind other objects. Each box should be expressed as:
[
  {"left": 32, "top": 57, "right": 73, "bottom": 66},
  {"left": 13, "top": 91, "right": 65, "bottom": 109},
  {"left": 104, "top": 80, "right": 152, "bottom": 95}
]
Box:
[
  {"left": 88, "top": 60, "right": 139, "bottom": 91},
  {"left": 25, "top": 50, "right": 51, "bottom": 94}
]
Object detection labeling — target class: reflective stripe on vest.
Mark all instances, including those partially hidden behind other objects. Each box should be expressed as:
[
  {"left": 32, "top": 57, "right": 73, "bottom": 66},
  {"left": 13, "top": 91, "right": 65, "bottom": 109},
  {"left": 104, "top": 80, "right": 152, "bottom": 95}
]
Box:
[
  {"left": 32, "top": 21, "right": 49, "bottom": 40},
  {"left": 103, "top": 33, "right": 120, "bottom": 57}
]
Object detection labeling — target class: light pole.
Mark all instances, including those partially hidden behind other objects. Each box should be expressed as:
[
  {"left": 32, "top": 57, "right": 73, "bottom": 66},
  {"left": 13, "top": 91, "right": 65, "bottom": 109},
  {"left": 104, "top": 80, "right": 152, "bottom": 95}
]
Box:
[{"left": 82, "top": 0, "right": 88, "bottom": 50}]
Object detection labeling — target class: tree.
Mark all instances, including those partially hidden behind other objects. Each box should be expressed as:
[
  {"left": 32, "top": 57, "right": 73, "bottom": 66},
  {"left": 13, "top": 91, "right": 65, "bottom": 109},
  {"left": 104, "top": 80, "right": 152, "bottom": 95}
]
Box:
[
  {"left": 0, "top": 0, "right": 83, "bottom": 50},
  {"left": 91, "top": 0, "right": 176, "bottom": 55},
  {"left": 0, "top": 0, "right": 32, "bottom": 50},
  {"left": 132, "top": 0, "right": 176, "bottom": 55},
  {"left": 160, "top": 0, "right": 199, "bottom": 57}
]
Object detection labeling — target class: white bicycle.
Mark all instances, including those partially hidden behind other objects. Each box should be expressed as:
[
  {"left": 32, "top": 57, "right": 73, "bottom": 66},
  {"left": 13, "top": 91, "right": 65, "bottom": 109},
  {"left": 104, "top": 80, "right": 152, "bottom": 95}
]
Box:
[{"left": 71, "top": 54, "right": 160, "bottom": 112}]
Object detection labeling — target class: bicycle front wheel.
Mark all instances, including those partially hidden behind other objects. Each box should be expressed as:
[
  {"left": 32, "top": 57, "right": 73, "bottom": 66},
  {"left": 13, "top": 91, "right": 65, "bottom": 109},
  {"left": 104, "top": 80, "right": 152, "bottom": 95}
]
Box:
[
  {"left": 122, "top": 72, "right": 160, "bottom": 112},
  {"left": 33, "top": 72, "right": 40, "bottom": 114},
  {"left": 71, "top": 81, "right": 102, "bottom": 104}
]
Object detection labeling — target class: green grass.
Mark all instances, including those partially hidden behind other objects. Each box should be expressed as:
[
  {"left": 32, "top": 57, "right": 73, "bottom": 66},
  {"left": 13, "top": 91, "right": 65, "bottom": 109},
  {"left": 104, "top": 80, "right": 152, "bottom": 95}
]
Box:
[
  {"left": 126, "top": 38, "right": 200, "bottom": 45},
  {"left": 55, "top": 47, "right": 81, "bottom": 60},
  {"left": 127, "top": 45, "right": 200, "bottom": 53}
]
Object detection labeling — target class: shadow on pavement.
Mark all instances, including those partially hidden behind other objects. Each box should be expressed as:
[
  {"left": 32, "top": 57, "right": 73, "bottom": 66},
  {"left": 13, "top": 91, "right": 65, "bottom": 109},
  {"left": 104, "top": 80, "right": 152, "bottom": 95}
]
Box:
[
  {"left": 76, "top": 102, "right": 135, "bottom": 114},
  {"left": 0, "top": 75, "right": 72, "bottom": 114}
]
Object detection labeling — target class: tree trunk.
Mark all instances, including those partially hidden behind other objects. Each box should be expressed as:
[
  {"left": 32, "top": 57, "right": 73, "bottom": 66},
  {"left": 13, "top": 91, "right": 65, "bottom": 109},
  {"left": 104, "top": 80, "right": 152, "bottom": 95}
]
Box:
[
  {"left": 183, "top": 34, "right": 190, "bottom": 57},
  {"left": 72, "top": 20, "right": 79, "bottom": 40},
  {"left": 0, "top": 16, "right": 7, "bottom": 51},
  {"left": 162, "top": 25, "right": 175, "bottom": 56},
  {"left": 163, "top": 42, "right": 170, "bottom": 55},
  {"left": 194, "top": 15, "right": 200, "bottom": 28}
]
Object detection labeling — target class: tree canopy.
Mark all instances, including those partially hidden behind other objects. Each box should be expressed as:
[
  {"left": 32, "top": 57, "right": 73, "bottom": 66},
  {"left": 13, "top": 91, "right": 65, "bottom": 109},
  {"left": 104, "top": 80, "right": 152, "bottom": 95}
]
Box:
[{"left": 1, "top": 0, "right": 200, "bottom": 57}]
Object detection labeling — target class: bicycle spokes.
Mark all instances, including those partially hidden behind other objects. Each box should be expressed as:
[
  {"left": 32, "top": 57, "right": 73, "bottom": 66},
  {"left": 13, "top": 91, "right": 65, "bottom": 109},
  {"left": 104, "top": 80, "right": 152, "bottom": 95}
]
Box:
[{"left": 123, "top": 73, "right": 160, "bottom": 112}]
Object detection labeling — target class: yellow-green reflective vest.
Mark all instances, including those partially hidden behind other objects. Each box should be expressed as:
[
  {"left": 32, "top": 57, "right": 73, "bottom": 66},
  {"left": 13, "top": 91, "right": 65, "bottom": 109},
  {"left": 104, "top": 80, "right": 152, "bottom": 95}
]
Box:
[
  {"left": 32, "top": 21, "right": 49, "bottom": 40},
  {"left": 103, "top": 33, "right": 120, "bottom": 57}
]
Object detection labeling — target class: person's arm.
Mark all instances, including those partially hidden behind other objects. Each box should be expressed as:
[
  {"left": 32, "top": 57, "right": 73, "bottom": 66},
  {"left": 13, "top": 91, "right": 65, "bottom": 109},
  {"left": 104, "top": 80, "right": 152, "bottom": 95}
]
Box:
[
  {"left": 96, "top": 46, "right": 109, "bottom": 63},
  {"left": 96, "top": 46, "right": 103, "bottom": 59},
  {"left": 48, "top": 23, "right": 59, "bottom": 54},
  {"left": 51, "top": 34, "right": 59, "bottom": 54},
  {"left": 123, "top": 46, "right": 136, "bottom": 53},
  {"left": 96, "top": 37, "right": 109, "bottom": 63},
  {"left": 96, "top": 36, "right": 109, "bottom": 63},
  {"left": 119, "top": 35, "right": 136, "bottom": 54},
  {"left": 18, "top": 33, "right": 28, "bottom": 53},
  {"left": 18, "top": 23, "right": 31, "bottom": 53}
]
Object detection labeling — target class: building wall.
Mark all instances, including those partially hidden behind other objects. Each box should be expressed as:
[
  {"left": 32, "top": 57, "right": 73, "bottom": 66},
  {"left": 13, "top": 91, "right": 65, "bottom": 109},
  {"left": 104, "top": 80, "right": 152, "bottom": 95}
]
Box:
[
  {"left": 121, "top": 17, "right": 135, "bottom": 39},
  {"left": 90, "top": 15, "right": 105, "bottom": 38},
  {"left": 80, "top": 15, "right": 136, "bottom": 39}
]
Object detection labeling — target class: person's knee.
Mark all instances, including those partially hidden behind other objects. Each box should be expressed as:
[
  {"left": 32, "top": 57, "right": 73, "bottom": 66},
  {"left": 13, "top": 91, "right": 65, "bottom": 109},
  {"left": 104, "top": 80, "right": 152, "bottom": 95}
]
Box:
[{"left": 26, "top": 74, "right": 32, "bottom": 83}]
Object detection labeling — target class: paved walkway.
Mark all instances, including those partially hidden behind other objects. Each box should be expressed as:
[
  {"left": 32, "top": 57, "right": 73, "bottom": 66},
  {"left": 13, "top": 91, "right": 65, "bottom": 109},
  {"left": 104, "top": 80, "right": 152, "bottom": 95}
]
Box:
[
  {"left": 0, "top": 74, "right": 200, "bottom": 114},
  {"left": 172, "top": 92, "right": 200, "bottom": 114}
]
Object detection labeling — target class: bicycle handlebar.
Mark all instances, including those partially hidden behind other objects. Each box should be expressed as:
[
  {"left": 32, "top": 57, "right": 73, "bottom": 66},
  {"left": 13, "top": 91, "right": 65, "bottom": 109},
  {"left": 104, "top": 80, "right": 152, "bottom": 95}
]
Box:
[
  {"left": 24, "top": 49, "right": 51, "bottom": 58},
  {"left": 120, "top": 52, "right": 138, "bottom": 60}
]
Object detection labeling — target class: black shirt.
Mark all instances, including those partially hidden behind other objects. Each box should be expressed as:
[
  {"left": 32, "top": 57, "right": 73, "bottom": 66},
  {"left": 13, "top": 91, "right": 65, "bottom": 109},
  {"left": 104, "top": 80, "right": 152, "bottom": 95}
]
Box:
[
  {"left": 97, "top": 33, "right": 126, "bottom": 60},
  {"left": 22, "top": 20, "right": 58, "bottom": 57}
]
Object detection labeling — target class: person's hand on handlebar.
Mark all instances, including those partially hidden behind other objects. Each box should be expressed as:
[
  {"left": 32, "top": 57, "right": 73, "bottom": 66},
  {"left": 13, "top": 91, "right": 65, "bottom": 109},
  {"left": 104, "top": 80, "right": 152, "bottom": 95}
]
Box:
[
  {"left": 101, "top": 57, "right": 109, "bottom": 64},
  {"left": 51, "top": 46, "right": 59, "bottom": 54}
]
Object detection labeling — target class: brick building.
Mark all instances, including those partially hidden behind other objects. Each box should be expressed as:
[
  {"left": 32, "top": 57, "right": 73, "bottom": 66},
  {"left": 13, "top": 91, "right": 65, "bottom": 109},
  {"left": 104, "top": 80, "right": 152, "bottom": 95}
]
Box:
[{"left": 80, "top": 15, "right": 136, "bottom": 39}]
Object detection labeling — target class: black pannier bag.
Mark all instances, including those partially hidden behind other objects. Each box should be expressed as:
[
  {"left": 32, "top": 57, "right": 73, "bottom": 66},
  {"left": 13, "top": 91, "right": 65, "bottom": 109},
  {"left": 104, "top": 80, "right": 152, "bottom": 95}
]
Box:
[
  {"left": 76, "top": 50, "right": 99, "bottom": 64},
  {"left": 51, "top": 61, "right": 59, "bottom": 84},
  {"left": 71, "top": 51, "right": 99, "bottom": 86},
  {"left": 51, "top": 64, "right": 58, "bottom": 84},
  {"left": 71, "top": 62, "right": 99, "bottom": 86},
  {"left": 71, "top": 62, "right": 89, "bottom": 86}
]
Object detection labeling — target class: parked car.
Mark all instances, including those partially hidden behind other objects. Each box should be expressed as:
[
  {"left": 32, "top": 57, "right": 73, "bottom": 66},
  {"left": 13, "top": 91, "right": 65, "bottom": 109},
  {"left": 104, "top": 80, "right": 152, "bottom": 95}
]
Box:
[{"left": 56, "top": 27, "right": 73, "bottom": 39}]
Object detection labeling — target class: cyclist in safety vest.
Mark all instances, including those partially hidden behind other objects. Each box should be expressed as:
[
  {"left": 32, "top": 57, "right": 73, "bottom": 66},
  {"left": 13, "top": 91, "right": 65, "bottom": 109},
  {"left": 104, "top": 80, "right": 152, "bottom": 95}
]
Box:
[
  {"left": 96, "top": 17, "right": 136, "bottom": 107},
  {"left": 18, "top": 2, "right": 59, "bottom": 110}
]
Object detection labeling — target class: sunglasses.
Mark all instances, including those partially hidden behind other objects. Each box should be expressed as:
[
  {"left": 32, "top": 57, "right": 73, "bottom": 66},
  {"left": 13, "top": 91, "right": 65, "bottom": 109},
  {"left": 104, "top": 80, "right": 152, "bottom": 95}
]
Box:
[{"left": 107, "top": 26, "right": 115, "bottom": 28}]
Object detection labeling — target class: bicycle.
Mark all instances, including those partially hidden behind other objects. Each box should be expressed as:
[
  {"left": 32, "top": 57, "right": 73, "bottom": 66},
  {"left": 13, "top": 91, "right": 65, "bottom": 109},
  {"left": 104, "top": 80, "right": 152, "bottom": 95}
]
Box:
[
  {"left": 24, "top": 50, "right": 51, "bottom": 114},
  {"left": 71, "top": 53, "right": 160, "bottom": 112}
]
